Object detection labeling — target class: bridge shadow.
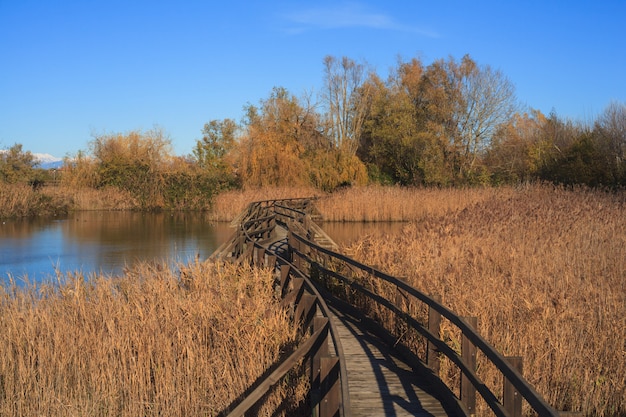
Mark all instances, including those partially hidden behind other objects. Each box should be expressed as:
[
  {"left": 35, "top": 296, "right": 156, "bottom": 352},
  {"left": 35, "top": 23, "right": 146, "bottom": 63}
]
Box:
[{"left": 322, "top": 292, "right": 465, "bottom": 417}]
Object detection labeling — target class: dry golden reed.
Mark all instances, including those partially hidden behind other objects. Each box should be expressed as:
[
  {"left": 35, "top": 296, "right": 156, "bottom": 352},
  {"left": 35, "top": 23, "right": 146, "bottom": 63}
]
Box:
[
  {"left": 0, "top": 261, "right": 304, "bottom": 416},
  {"left": 0, "top": 183, "right": 70, "bottom": 218},
  {"left": 316, "top": 185, "right": 507, "bottom": 222},
  {"left": 342, "top": 184, "right": 625, "bottom": 417},
  {"left": 208, "top": 186, "right": 321, "bottom": 222},
  {"left": 0, "top": 183, "right": 140, "bottom": 218}
]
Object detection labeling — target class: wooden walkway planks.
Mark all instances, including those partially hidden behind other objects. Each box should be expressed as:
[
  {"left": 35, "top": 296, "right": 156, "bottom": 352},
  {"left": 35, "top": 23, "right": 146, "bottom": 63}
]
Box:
[{"left": 329, "top": 307, "right": 450, "bottom": 417}]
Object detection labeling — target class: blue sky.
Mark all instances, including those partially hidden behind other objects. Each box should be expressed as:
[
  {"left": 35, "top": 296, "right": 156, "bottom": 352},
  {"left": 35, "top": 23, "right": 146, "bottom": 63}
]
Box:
[{"left": 1, "top": 1, "right": 625, "bottom": 158}]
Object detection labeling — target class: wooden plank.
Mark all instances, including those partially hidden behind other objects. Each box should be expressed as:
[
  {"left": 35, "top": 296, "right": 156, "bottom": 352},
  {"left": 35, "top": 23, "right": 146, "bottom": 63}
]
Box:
[{"left": 329, "top": 309, "right": 450, "bottom": 417}]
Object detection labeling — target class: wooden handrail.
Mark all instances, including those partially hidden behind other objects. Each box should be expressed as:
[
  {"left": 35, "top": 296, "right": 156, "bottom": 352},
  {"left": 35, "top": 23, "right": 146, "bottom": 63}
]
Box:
[
  {"left": 289, "top": 219, "right": 559, "bottom": 417},
  {"left": 216, "top": 199, "right": 351, "bottom": 417},
  {"left": 215, "top": 198, "right": 561, "bottom": 417}
]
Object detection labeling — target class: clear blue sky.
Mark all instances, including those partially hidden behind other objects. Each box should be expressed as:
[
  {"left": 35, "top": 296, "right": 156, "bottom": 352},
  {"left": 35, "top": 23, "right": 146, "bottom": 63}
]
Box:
[{"left": 1, "top": 0, "right": 625, "bottom": 158}]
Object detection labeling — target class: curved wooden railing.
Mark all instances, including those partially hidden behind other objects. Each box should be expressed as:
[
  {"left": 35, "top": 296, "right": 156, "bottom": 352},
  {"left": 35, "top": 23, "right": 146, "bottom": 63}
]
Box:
[
  {"left": 212, "top": 199, "right": 351, "bottom": 417},
  {"left": 213, "top": 198, "right": 562, "bottom": 417}
]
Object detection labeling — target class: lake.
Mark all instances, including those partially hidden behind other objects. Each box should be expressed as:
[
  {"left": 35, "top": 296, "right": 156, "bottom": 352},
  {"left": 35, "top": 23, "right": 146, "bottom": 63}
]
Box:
[{"left": 0, "top": 212, "right": 405, "bottom": 285}]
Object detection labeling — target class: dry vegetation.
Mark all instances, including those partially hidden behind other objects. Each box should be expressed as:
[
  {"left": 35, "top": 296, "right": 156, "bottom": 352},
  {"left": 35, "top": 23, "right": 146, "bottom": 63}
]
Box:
[
  {"left": 337, "top": 185, "right": 625, "bottom": 417},
  {"left": 316, "top": 185, "right": 506, "bottom": 222},
  {"left": 207, "top": 186, "right": 322, "bottom": 222},
  {"left": 0, "top": 261, "right": 306, "bottom": 416},
  {"left": 0, "top": 184, "right": 142, "bottom": 219},
  {"left": 0, "top": 183, "right": 71, "bottom": 218},
  {"left": 205, "top": 185, "right": 501, "bottom": 223}
]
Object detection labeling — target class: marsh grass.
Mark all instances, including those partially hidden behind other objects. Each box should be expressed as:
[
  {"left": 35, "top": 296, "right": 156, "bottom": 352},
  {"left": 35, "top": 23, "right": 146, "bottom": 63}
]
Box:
[
  {"left": 208, "top": 186, "right": 321, "bottom": 222},
  {"left": 341, "top": 185, "right": 625, "bottom": 416},
  {"left": 0, "top": 183, "right": 141, "bottom": 218},
  {"left": 0, "top": 261, "right": 305, "bottom": 416},
  {"left": 0, "top": 183, "right": 71, "bottom": 218},
  {"left": 316, "top": 185, "right": 506, "bottom": 222}
]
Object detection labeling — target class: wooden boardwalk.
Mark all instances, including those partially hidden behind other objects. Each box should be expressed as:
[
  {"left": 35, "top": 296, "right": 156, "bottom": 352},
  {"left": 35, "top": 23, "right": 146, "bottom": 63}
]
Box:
[
  {"left": 328, "top": 304, "right": 452, "bottom": 417},
  {"left": 265, "top": 229, "right": 453, "bottom": 416},
  {"left": 218, "top": 199, "right": 560, "bottom": 417}
]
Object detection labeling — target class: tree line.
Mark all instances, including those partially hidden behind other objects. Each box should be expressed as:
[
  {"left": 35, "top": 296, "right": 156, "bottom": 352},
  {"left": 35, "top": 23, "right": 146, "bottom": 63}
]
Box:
[
  {"left": 195, "top": 53, "right": 625, "bottom": 189},
  {"left": 2, "top": 53, "right": 625, "bottom": 209}
]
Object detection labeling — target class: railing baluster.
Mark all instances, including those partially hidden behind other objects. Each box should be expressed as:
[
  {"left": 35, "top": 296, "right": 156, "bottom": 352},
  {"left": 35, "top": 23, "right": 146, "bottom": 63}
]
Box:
[
  {"left": 504, "top": 356, "right": 523, "bottom": 417},
  {"left": 428, "top": 294, "right": 442, "bottom": 374},
  {"left": 461, "top": 316, "right": 478, "bottom": 415}
]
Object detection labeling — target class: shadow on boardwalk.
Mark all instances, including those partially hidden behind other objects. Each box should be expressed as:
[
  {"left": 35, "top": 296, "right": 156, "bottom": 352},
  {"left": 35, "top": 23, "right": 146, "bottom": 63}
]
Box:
[{"left": 324, "top": 293, "right": 465, "bottom": 417}]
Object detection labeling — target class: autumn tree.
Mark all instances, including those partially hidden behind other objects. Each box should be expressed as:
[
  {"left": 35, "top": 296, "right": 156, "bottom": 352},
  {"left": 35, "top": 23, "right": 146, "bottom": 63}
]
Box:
[
  {"left": 593, "top": 101, "right": 626, "bottom": 185},
  {"left": 486, "top": 109, "right": 549, "bottom": 183},
  {"left": 236, "top": 87, "right": 313, "bottom": 187},
  {"left": 360, "top": 60, "right": 447, "bottom": 185},
  {"left": 233, "top": 86, "right": 367, "bottom": 190},
  {"left": 322, "top": 55, "right": 372, "bottom": 156},
  {"left": 417, "top": 55, "right": 518, "bottom": 182}
]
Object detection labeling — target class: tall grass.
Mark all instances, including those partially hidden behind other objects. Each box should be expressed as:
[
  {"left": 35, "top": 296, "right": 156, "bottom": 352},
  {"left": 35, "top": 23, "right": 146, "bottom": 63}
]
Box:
[
  {"left": 341, "top": 185, "right": 625, "bottom": 416},
  {"left": 0, "top": 183, "right": 140, "bottom": 218},
  {"left": 208, "top": 186, "right": 321, "bottom": 222},
  {"left": 0, "top": 261, "right": 305, "bottom": 416},
  {"left": 316, "top": 185, "right": 507, "bottom": 222},
  {"left": 0, "top": 183, "right": 71, "bottom": 218}
]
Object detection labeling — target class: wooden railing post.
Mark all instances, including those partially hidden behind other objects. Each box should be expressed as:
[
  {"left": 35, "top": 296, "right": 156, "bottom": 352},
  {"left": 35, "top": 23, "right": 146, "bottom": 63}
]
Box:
[
  {"left": 461, "top": 316, "right": 478, "bottom": 415},
  {"left": 310, "top": 317, "right": 328, "bottom": 417},
  {"left": 279, "top": 264, "right": 291, "bottom": 297},
  {"left": 320, "top": 357, "right": 340, "bottom": 417},
  {"left": 504, "top": 356, "right": 523, "bottom": 417},
  {"left": 266, "top": 253, "right": 277, "bottom": 269},
  {"left": 254, "top": 246, "right": 265, "bottom": 267},
  {"left": 427, "top": 294, "right": 442, "bottom": 374}
]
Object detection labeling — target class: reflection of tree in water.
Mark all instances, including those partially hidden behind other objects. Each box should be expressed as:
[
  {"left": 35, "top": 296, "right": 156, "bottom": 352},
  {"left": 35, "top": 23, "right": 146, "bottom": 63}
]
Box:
[
  {"left": 64, "top": 212, "right": 232, "bottom": 268},
  {"left": 1, "top": 212, "right": 235, "bottom": 283}
]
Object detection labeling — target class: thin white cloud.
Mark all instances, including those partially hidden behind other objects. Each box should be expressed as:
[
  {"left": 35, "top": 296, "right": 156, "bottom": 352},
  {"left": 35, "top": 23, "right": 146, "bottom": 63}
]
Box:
[{"left": 281, "top": 2, "right": 438, "bottom": 38}]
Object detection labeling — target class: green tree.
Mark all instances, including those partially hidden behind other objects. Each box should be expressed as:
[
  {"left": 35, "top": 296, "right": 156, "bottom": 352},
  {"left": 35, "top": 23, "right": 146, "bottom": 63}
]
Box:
[
  {"left": 193, "top": 119, "right": 238, "bottom": 189},
  {"left": 0, "top": 143, "right": 37, "bottom": 184},
  {"left": 417, "top": 55, "right": 517, "bottom": 182}
]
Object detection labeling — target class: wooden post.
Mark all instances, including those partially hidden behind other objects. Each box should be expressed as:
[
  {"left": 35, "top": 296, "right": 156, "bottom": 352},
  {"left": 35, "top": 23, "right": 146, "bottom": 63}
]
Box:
[
  {"left": 504, "top": 356, "right": 523, "bottom": 417},
  {"left": 320, "top": 357, "right": 340, "bottom": 417},
  {"left": 236, "top": 234, "right": 245, "bottom": 257},
  {"left": 266, "top": 254, "right": 277, "bottom": 269},
  {"left": 254, "top": 246, "right": 264, "bottom": 267},
  {"left": 311, "top": 317, "right": 329, "bottom": 417},
  {"left": 427, "top": 294, "right": 442, "bottom": 374},
  {"left": 461, "top": 316, "right": 478, "bottom": 415},
  {"left": 280, "top": 264, "right": 291, "bottom": 296}
]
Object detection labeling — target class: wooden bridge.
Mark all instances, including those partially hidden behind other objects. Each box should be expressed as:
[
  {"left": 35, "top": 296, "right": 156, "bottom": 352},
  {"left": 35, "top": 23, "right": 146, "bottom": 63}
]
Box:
[{"left": 211, "top": 198, "right": 562, "bottom": 417}]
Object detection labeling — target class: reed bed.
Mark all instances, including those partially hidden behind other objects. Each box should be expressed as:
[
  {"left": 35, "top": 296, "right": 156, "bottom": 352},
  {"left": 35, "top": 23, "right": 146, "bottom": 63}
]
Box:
[
  {"left": 208, "top": 186, "right": 321, "bottom": 222},
  {"left": 341, "top": 185, "right": 625, "bottom": 416},
  {"left": 48, "top": 185, "right": 141, "bottom": 211},
  {"left": 0, "top": 183, "right": 71, "bottom": 218},
  {"left": 316, "top": 185, "right": 507, "bottom": 222},
  {"left": 0, "top": 261, "right": 305, "bottom": 416}
]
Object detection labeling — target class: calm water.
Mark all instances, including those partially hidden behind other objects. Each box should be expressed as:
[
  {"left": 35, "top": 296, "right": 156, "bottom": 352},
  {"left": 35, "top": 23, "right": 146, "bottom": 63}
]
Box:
[
  {"left": 0, "top": 212, "right": 405, "bottom": 285},
  {"left": 0, "top": 212, "right": 234, "bottom": 284}
]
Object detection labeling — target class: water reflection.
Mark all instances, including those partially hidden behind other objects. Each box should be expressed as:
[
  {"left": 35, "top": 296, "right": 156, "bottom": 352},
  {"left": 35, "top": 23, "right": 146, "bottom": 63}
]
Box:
[
  {"left": 0, "top": 213, "right": 404, "bottom": 285},
  {"left": 0, "top": 212, "right": 234, "bottom": 284}
]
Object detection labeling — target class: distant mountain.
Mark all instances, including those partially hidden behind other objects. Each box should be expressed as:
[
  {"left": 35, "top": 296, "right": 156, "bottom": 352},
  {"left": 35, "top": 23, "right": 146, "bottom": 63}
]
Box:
[
  {"left": 0, "top": 149, "right": 63, "bottom": 169},
  {"left": 33, "top": 153, "right": 64, "bottom": 169},
  {"left": 0, "top": 150, "right": 64, "bottom": 169}
]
